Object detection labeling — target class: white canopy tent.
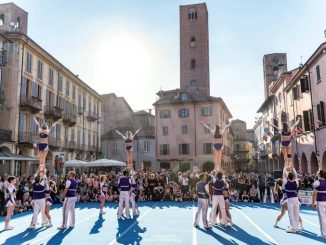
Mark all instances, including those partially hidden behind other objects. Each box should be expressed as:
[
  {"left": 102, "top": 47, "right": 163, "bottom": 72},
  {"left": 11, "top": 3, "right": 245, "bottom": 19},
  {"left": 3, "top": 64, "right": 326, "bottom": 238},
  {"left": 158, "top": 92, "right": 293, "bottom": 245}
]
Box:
[
  {"left": 86, "top": 158, "right": 126, "bottom": 167},
  {"left": 64, "top": 159, "right": 87, "bottom": 167}
]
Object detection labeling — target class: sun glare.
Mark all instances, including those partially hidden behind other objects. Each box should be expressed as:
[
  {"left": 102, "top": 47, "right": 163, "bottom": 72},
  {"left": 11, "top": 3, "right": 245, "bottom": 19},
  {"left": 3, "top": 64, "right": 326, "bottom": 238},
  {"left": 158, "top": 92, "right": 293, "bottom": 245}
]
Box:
[{"left": 94, "top": 32, "right": 152, "bottom": 90}]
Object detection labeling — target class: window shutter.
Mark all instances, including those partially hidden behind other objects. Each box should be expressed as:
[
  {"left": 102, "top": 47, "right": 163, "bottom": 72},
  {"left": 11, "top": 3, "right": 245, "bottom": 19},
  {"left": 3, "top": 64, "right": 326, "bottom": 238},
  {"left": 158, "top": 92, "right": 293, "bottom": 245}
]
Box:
[
  {"left": 300, "top": 76, "right": 309, "bottom": 93},
  {"left": 281, "top": 111, "right": 287, "bottom": 122},
  {"left": 321, "top": 101, "right": 325, "bottom": 126},
  {"left": 292, "top": 87, "right": 298, "bottom": 100},
  {"left": 303, "top": 110, "right": 310, "bottom": 131}
]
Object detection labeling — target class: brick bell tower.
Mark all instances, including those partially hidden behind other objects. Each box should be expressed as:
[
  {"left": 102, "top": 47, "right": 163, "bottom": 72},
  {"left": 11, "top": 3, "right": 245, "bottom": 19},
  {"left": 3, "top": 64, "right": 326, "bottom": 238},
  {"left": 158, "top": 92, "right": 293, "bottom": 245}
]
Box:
[{"left": 179, "top": 3, "right": 210, "bottom": 96}]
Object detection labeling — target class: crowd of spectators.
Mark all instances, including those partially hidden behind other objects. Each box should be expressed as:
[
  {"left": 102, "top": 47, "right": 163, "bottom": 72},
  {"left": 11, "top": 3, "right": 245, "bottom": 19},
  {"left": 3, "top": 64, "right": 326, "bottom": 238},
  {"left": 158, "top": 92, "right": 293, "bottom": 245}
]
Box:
[{"left": 0, "top": 169, "right": 318, "bottom": 216}]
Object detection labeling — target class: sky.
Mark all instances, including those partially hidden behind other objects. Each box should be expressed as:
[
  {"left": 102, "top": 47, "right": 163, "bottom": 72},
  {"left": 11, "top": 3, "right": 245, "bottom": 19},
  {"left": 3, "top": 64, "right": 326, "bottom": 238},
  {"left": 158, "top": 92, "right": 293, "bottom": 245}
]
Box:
[{"left": 6, "top": 0, "right": 326, "bottom": 128}]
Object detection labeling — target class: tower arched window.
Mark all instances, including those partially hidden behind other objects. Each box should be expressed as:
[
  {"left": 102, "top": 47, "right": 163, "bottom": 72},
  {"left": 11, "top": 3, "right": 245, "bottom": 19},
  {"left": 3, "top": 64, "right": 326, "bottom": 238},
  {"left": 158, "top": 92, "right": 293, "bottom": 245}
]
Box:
[
  {"left": 0, "top": 14, "right": 4, "bottom": 26},
  {"left": 188, "top": 8, "right": 197, "bottom": 21},
  {"left": 191, "top": 80, "right": 198, "bottom": 90},
  {"left": 16, "top": 17, "right": 20, "bottom": 28},
  {"left": 190, "top": 37, "right": 196, "bottom": 48},
  {"left": 191, "top": 59, "right": 196, "bottom": 70}
]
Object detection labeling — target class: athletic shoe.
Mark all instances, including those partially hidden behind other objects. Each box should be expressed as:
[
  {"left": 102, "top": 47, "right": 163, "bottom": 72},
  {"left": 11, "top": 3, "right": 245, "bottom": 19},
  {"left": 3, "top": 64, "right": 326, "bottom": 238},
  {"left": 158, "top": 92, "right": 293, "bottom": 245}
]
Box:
[
  {"left": 68, "top": 225, "right": 74, "bottom": 228},
  {"left": 29, "top": 224, "right": 36, "bottom": 229},
  {"left": 45, "top": 223, "right": 53, "bottom": 228},
  {"left": 4, "top": 225, "right": 14, "bottom": 230},
  {"left": 194, "top": 224, "right": 199, "bottom": 228},
  {"left": 100, "top": 210, "right": 106, "bottom": 215},
  {"left": 57, "top": 226, "right": 67, "bottom": 230},
  {"left": 286, "top": 228, "right": 297, "bottom": 233},
  {"left": 273, "top": 224, "right": 279, "bottom": 228}
]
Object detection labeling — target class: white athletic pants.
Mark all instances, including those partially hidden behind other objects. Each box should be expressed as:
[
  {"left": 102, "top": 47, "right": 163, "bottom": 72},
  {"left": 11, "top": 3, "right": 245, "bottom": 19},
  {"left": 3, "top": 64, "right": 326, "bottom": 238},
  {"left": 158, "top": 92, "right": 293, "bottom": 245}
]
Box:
[
  {"left": 195, "top": 198, "right": 209, "bottom": 227},
  {"left": 62, "top": 196, "right": 77, "bottom": 227},
  {"left": 210, "top": 195, "right": 227, "bottom": 225},
  {"left": 130, "top": 195, "right": 137, "bottom": 215},
  {"left": 317, "top": 201, "right": 326, "bottom": 236},
  {"left": 287, "top": 197, "right": 300, "bottom": 230},
  {"left": 118, "top": 191, "right": 130, "bottom": 218},
  {"left": 32, "top": 198, "right": 45, "bottom": 225}
]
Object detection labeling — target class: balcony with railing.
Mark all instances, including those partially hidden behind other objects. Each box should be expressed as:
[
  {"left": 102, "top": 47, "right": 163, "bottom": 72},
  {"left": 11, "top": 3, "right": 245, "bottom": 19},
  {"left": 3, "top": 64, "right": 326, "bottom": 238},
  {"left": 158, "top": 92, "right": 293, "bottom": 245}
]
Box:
[
  {"left": 78, "top": 106, "right": 84, "bottom": 115},
  {"left": 44, "top": 105, "right": 63, "bottom": 121},
  {"left": 0, "top": 129, "right": 12, "bottom": 143},
  {"left": 69, "top": 141, "right": 77, "bottom": 150},
  {"left": 20, "top": 95, "right": 42, "bottom": 114},
  {"left": 86, "top": 111, "right": 98, "bottom": 121},
  {"left": 0, "top": 50, "right": 7, "bottom": 68},
  {"left": 62, "top": 112, "right": 77, "bottom": 127},
  {"left": 49, "top": 136, "right": 61, "bottom": 148},
  {"left": 88, "top": 145, "right": 97, "bottom": 152},
  {"left": 18, "top": 131, "right": 38, "bottom": 145}
]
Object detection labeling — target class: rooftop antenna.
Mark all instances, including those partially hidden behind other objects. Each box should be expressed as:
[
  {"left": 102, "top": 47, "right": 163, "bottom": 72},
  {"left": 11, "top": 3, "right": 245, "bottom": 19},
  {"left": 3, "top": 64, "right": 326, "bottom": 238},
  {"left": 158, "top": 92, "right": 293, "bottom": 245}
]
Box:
[{"left": 299, "top": 56, "right": 303, "bottom": 68}]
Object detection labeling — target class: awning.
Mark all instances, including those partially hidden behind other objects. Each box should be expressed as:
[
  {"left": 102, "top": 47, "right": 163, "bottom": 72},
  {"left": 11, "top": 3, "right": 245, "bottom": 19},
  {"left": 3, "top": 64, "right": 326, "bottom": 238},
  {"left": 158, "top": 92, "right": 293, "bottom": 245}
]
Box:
[
  {"left": 87, "top": 158, "right": 126, "bottom": 167},
  {"left": 0, "top": 151, "right": 39, "bottom": 161},
  {"left": 64, "top": 159, "right": 87, "bottom": 167}
]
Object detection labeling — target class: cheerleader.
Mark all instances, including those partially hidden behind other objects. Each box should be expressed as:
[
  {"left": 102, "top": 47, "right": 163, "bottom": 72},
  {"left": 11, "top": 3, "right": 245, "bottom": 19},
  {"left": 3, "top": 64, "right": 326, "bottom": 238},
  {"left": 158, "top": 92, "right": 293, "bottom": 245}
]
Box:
[
  {"left": 130, "top": 175, "right": 140, "bottom": 216},
  {"left": 30, "top": 172, "right": 47, "bottom": 229},
  {"left": 100, "top": 175, "right": 108, "bottom": 215},
  {"left": 312, "top": 170, "right": 326, "bottom": 238},
  {"left": 44, "top": 180, "right": 54, "bottom": 227},
  {"left": 194, "top": 173, "right": 210, "bottom": 228},
  {"left": 117, "top": 170, "right": 131, "bottom": 219},
  {"left": 273, "top": 178, "right": 303, "bottom": 229},
  {"left": 223, "top": 184, "right": 233, "bottom": 226},
  {"left": 4, "top": 176, "right": 16, "bottom": 231}
]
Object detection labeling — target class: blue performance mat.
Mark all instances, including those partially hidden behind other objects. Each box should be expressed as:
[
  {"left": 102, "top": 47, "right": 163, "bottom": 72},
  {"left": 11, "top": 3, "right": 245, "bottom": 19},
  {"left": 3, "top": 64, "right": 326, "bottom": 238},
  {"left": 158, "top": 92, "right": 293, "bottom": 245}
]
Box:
[{"left": 0, "top": 202, "right": 324, "bottom": 245}]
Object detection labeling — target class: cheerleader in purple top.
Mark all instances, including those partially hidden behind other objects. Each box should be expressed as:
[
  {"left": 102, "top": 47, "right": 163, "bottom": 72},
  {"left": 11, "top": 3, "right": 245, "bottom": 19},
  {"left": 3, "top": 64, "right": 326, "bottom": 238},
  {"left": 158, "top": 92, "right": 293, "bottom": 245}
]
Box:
[
  {"left": 201, "top": 121, "right": 231, "bottom": 172},
  {"left": 33, "top": 117, "right": 60, "bottom": 171},
  {"left": 115, "top": 128, "right": 141, "bottom": 171}
]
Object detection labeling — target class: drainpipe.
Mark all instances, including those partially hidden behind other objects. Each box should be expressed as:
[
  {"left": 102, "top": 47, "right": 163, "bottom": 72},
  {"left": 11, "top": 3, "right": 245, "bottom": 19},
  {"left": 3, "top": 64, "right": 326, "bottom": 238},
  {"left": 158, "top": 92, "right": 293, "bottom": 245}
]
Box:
[
  {"left": 306, "top": 64, "right": 319, "bottom": 165},
  {"left": 17, "top": 39, "right": 26, "bottom": 155}
]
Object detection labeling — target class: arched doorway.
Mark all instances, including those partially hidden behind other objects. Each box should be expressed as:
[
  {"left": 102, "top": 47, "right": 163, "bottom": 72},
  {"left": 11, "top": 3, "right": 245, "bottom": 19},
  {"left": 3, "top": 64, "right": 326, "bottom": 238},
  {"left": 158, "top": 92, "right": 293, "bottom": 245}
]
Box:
[
  {"left": 202, "top": 161, "right": 214, "bottom": 173},
  {"left": 310, "top": 152, "right": 319, "bottom": 174},
  {"left": 279, "top": 152, "right": 285, "bottom": 170},
  {"left": 0, "top": 146, "right": 11, "bottom": 153},
  {"left": 301, "top": 153, "right": 308, "bottom": 174},
  {"left": 293, "top": 154, "right": 299, "bottom": 170},
  {"left": 322, "top": 151, "right": 326, "bottom": 170}
]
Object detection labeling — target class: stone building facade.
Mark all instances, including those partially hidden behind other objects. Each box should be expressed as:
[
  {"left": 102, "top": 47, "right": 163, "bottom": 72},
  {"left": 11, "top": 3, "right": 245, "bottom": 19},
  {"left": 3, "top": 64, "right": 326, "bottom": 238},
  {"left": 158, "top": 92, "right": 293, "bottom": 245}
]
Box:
[{"left": 0, "top": 3, "right": 102, "bottom": 176}]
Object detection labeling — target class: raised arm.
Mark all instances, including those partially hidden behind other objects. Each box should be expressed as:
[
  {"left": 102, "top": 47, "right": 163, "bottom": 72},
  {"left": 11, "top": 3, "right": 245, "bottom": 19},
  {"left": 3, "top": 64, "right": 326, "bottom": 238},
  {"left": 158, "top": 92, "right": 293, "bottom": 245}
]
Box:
[
  {"left": 115, "top": 130, "right": 126, "bottom": 140},
  {"left": 131, "top": 128, "right": 141, "bottom": 140},
  {"left": 268, "top": 122, "right": 281, "bottom": 132},
  {"left": 33, "top": 117, "right": 40, "bottom": 128},
  {"left": 290, "top": 118, "right": 301, "bottom": 132},
  {"left": 221, "top": 122, "right": 231, "bottom": 135},
  {"left": 201, "top": 122, "right": 214, "bottom": 134},
  {"left": 49, "top": 120, "right": 60, "bottom": 133}
]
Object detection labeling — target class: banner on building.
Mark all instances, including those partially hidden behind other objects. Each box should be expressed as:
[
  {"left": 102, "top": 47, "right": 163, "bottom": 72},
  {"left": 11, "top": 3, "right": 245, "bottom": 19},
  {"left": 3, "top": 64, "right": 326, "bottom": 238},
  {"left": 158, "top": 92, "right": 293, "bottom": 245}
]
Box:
[
  {"left": 298, "top": 190, "right": 314, "bottom": 205},
  {"left": 53, "top": 152, "right": 65, "bottom": 176}
]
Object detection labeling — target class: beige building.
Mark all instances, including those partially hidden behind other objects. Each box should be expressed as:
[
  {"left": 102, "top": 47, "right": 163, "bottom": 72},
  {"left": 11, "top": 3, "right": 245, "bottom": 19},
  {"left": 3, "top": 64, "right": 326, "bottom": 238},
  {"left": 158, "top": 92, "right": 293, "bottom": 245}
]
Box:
[
  {"left": 101, "top": 93, "right": 133, "bottom": 135},
  {"left": 0, "top": 3, "right": 102, "bottom": 175},
  {"left": 256, "top": 41, "right": 326, "bottom": 174},
  {"left": 231, "top": 120, "right": 252, "bottom": 171},
  {"left": 153, "top": 3, "right": 233, "bottom": 172}
]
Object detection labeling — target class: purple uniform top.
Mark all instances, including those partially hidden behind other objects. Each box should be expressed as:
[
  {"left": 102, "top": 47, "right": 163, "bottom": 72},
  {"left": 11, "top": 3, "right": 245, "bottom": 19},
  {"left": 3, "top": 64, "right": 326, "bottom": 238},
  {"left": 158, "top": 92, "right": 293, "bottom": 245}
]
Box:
[
  {"left": 212, "top": 179, "right": 225, "bottom": 196},
  {"left": 66, "top": 179, "right": 78, "bottom": 198},
  {"left": 32, "top": 182, "right": 46, "bottom": 200},
  {"left": 314, "top": 179, "right": 326, "bottom": 202},
  {"left": 118, "top": 176, "right": 131, "bottom": 191},
  {"left": 283, "top": 180, "right": 298, "bottom": 198},
  {"left": 101, "top": 181, "right": 108, "bottom": 195}
]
